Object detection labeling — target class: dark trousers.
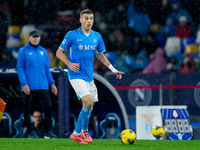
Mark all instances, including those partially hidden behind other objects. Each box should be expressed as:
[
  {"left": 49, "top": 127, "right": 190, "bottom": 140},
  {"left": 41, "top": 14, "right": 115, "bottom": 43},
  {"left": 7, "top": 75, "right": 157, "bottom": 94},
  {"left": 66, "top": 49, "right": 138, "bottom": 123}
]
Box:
[{"left": 23, "top": 90, "right": 52, "bottom": 133}]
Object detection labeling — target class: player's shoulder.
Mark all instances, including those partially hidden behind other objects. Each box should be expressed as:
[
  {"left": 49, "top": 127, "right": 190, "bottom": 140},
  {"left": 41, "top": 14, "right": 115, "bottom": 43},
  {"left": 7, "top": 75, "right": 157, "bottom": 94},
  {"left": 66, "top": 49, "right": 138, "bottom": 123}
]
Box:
[
  {"left": 67, "top": 28, "right": 79, "bottom": 34},
  {"left": 64, "top": 29, "right": 79, "bottom": 38}
]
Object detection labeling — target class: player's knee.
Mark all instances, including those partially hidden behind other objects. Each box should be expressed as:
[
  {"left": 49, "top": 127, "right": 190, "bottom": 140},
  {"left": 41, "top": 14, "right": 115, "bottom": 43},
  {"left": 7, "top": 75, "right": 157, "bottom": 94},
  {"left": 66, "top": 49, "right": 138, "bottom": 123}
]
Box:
[
  {"left": 82, "top": 95, "right": 94, "bottom": 109},
  {"left": 86, "top": 101, "right": 93, "bottom": 109},
  {"left": 83, "top": 99, "right": 93, "bottom": 109}
]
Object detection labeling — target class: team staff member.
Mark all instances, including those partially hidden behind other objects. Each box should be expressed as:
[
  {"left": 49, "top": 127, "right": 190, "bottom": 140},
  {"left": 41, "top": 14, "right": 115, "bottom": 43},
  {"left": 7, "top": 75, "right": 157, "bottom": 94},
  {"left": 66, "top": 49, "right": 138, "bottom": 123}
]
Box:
[
  {"left": 17, "top": 29, "right": 57, "bottom": 138},
  {"left": 56, "top": 9, "right": 124, "bottom": 144}
]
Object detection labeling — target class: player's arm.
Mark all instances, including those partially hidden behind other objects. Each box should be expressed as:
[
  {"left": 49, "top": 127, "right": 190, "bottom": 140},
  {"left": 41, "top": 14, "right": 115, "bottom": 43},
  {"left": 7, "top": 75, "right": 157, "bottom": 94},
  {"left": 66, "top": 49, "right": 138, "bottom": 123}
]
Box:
[
  {"left": 17, "top": 49, "right": 30, "bottom": 95},
  {"left": 56, "top": 48, "right": 80, "bottom": 72},
  {"left": 96, "top": 52, "right": 124, "bottom": 79}
]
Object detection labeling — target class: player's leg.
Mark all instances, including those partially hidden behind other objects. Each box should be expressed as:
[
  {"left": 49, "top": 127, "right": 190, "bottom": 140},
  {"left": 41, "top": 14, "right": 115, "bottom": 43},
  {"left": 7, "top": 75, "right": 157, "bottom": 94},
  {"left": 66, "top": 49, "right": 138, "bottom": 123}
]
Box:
[
  {"left": 81, "top": 94, "right": 93, "bottom": 131},
  {"left": 71, "top": 104, "right": 89, "bottom": 144},
  {"left": 80, "top": 81, "right": 98, "bottom": 143},
  {"left": 69, "top": 79, "right": 90, "bottom": 144},
  {"left": 79, "top": 94, "right": 93, "bottom": 143}
]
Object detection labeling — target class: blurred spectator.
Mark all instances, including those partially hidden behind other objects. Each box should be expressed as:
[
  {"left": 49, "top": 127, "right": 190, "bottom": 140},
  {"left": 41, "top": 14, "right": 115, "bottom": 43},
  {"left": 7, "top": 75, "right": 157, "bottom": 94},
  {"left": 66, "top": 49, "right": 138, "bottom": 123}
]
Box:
[
  {"left": 58, "top": 0, "right": 78, "bottom": 11},
  {"left": 132, "top": 0, "right": 170, "bottom": 24},
  {"left": 166, "top": 56, "right": 181, "bottom": 73},
  {"left": 0, "top": 1, "right": 11, "bottom": 35},
  {"left": 93, "top": 11, "right": 107, "bottom": 32},
  {"left": 179, "top": 53, "right": 196, "bottom": 73},
  {"left": 96, "top": 0, "right": 120, "bottom": 15},
  {"left": 73, "top": 0, "right": 89, "bottom": 19},
  {"left": 168, "top": 1, "right": 193, "bottom": 25},
  {"left": 128, "top": 31, "right": 146, "bottom": 57},
  {"left": 113, "top": 51, "right": 130, "bottom": 73},
  {"left": 161, "top": 16, "right": 177, "bottom": 39},
  {"left": 127, "top": 0, "right": 151, "bottom": 37},
  {"left": 181, "top": 0, "right": 200, "bottom": 27},
  {"left": 109, "top": 28, "right": 127, "bottom": 53},
  {"left": 156, "top": 16, "right": 177, "bottom": 47},
  {"left": 107, "top": 3, "right": 128, "bottom": 28},
  {"left": 144, "top": 32, "right": 161, "bottom": 60},
  {"left": 6, "top": 25, "right": 21, "bottom": 49},
  {"left": 0, "top": 49, "right": 16, "bottom": 68},
  {"left": 175, "top": 16, "right": 191, "bottom": 40},
  {"left": 159, "top": 0, "right": 172, "bottom": 25},
  {"left": 129, "top": 50, "right": 150, "bottom": 73},
  {"left": 143, "top": 47, "right": 167, "bottom": 74}
]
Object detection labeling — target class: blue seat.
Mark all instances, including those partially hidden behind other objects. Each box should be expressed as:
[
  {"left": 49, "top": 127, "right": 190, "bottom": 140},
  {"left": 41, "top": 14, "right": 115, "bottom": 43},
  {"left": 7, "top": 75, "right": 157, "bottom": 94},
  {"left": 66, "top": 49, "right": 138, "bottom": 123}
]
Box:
[
  {"left": 42, "top": 113, "right": 56, "bottom": 128},
  {"left": 0, "top": 112, "right": 12, "bottom": 137},
  {"left": 13, "top": 113, "right": 30, "bottom": 138},
  {"left": 95, "top": 120, "right": 99, "bottom": 138},
  {"left": 99, "top": 113, "right": 121, "bottom": 139}
]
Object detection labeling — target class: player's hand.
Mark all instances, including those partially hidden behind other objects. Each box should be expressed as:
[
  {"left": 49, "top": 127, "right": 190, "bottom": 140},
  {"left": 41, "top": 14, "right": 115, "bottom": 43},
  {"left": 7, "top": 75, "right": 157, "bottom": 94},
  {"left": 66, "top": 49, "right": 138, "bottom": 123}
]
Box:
[
  {"left": 51, "top": 84, "right": 57, "bottom": 96},
  {"left": 69, "top": 63, "right": 80, "bottom": 72},
  {"left": 23, "top": 84, "right": 30, "bottom": 95},
  {"left": 115, "top": 71, "right": 124, "bottom": 79}
]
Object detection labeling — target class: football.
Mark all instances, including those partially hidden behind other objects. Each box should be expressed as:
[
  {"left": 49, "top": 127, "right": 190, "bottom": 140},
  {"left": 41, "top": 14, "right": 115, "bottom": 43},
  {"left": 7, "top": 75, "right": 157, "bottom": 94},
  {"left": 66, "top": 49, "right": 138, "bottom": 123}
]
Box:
[
  {"left": 120, "top": 129, "right": 136, "bottom": 145},
  {"left": 151, "top": 125, "right": 165, "bottom": 138}
]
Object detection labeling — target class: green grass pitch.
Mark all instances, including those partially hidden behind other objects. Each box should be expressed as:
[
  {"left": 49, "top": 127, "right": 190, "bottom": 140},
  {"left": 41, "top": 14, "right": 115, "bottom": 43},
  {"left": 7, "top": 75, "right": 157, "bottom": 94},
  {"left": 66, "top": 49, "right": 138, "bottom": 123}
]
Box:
[{"left": 0, "top": 138, "right": 200, "bottom": 150}]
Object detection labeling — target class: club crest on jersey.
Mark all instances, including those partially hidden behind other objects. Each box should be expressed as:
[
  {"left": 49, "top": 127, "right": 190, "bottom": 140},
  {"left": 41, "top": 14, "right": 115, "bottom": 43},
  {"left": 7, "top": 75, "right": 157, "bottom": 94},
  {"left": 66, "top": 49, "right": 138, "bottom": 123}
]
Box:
[
  {"left": 93, "top": 39, "right": 97, "bottom": 43},
  {"left": 39, "top": 51, "right": 44, "bottom": 55}
]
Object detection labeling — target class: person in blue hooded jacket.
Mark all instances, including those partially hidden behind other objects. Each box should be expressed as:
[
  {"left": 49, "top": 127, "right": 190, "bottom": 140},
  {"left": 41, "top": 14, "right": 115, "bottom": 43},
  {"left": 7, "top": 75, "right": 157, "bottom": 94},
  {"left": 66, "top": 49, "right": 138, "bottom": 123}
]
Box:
[{"left": 17, "top": 29, "right": 57, "bottom": 138}]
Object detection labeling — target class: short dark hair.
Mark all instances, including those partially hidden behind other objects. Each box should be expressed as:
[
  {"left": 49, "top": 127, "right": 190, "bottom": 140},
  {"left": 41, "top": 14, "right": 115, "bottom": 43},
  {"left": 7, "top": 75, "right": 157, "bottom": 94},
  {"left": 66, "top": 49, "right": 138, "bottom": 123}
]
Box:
[{"left": 80, "top": 9, "right": 93, "bottom": 17}]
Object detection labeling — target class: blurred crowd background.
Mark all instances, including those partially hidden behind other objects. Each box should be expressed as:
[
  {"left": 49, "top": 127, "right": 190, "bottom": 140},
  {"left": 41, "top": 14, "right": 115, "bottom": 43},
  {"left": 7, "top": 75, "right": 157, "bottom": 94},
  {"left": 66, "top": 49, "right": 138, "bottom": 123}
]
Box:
[{"left": 1, "top": 0, "right": 200, "bottom": 74}]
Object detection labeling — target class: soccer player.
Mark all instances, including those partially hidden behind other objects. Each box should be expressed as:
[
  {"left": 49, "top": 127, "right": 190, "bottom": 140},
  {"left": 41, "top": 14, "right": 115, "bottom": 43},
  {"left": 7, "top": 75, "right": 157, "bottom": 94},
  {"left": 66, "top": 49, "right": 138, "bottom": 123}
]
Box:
[{"left": 56, "top": 9, "right": 124, "bottom": 144}]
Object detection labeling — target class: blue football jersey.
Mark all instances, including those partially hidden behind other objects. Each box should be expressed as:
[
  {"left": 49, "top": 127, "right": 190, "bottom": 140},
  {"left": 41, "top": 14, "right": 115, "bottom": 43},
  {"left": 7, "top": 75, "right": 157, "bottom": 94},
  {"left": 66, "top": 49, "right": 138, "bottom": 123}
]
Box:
[{"left": 59, "top": 28, "right": 106, "bottom": 82}]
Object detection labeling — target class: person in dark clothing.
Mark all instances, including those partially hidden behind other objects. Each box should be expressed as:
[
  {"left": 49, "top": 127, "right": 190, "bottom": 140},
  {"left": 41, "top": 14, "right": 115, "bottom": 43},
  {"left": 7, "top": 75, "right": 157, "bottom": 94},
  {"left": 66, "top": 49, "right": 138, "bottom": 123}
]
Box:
[{"left": 31, "top": 111, "right": 46, "bottom": 138}]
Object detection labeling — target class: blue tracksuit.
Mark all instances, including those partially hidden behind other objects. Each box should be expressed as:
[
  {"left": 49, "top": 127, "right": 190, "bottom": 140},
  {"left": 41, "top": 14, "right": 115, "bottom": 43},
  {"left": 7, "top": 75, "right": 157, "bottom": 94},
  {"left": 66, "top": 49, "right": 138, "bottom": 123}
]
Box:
[{"left": 17, "top": 42, "right": 55, "bottom": 91}]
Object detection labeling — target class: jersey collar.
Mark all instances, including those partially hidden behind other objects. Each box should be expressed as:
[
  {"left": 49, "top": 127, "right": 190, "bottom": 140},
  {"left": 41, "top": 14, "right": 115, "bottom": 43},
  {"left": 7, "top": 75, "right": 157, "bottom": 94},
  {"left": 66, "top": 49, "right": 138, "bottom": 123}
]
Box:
[{"left": 78, "top": 27, "right": 93, "bottom": 35}]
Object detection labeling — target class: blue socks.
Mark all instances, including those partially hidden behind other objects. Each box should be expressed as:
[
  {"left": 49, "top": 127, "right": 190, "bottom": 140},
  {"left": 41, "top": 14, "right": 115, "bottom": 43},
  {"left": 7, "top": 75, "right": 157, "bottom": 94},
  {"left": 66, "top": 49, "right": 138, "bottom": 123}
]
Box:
[{"left": 74, "top": 106, "right": 91, "bottom": 134}]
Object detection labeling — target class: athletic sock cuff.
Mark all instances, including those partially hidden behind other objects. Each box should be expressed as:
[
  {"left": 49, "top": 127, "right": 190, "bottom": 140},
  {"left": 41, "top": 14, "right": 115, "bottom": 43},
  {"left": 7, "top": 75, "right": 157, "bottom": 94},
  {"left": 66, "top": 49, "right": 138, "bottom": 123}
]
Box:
[
  {"left": 82, "top": 106, "right": 91, "bottom": 113},
  {"left": 73, "top": 131, "right": 81, "bottom": 136}
]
